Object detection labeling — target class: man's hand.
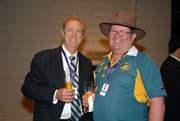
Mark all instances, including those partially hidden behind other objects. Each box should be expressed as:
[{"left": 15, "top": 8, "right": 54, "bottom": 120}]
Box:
[
  {"left": 82, "top": 94, "right": 89, "bottom": 107},
  {"left": 82, "top": 93, "right": 96, "bottom": 113},
  {"left": 56, "top": 88, "right": 75, "bottom": 103}
]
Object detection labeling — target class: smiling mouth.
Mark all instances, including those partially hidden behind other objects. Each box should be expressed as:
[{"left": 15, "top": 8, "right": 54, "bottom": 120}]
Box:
[
  {"left": 71, "top": 38, "right": 76, "bottom": 42},
  {"left": 114, "top": 39, "right": 122, "bottom": 43}
]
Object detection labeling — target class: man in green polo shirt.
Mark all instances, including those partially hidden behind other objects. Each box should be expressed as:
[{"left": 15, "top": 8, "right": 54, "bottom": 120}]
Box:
[{"left": 83, "top": 11, "right": 166, "bottom": 121}]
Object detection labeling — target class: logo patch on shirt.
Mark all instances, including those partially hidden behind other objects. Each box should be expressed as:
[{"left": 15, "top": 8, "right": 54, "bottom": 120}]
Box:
[
  {"left": 104, "top": 65, "right": 108, "bottom": 70},
  {"left": 120, "top": 63, "right": 131, "bottom": 71},
  {"left": 95, "top": 85, "right": 98, "bottom": 91},
  {"left": 97, "top": 66, "right": 103, "bottom": 72},
  {"left": 160, "top": 86, "right": 165, "bottom": 90},
  {"left": 100, "top": 61, "right": 105, "bottom": 66},
  {"left": 102, "top": 74, "right": 105, "bottom": 78}
]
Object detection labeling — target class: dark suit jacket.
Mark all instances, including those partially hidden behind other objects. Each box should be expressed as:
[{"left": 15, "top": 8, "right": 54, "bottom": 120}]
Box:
[
  {"left": 160, "top": 56, "right": 180, "bottom": 121},
  {"left": 21, "top": 46, "right": 94, "bottom": 121}
]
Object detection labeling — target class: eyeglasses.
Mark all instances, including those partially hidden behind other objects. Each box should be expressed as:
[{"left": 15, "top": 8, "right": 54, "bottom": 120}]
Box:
[
  {"left": 110, "top": 30, "right": 132, "bottom": 36},
  {"left": 65, "top": 28, "right": 83, "bottom": 35}
]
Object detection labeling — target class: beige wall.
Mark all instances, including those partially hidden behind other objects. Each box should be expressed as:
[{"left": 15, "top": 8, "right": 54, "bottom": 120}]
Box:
[{"left": 0, "top": 0, "right": 171, "bottom": 121}]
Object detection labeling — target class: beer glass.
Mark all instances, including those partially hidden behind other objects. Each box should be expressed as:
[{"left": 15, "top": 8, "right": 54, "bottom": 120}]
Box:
[
  {"left": 84, "top": 81, "right": 93, "bottom": 112},
  {"left": 65, "top": 72, "right": 73, "bottom": 89}
]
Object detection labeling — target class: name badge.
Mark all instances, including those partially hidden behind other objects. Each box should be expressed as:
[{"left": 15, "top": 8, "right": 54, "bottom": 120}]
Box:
[
  {"left": 100, "top": 83, "right": 109, "bottom": 96},
  {"left": 73, "top": 87, "right": 78, "bottom": 99}
]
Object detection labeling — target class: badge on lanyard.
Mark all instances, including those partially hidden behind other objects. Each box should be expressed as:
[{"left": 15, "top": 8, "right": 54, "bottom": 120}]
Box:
[
  {"left": 73, "top": 87, "right": 78, "bottom": 99},
  {"left": 100, "top": 83, "right": 109, "bottom": 96}
]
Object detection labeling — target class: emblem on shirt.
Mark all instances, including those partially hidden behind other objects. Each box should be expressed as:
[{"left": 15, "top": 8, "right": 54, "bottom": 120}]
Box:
[
  {"left": 102, "top": 74, "right": 105, "bottom": 78},
  {"left": 95, "top": 85, "right": 98, "bottom": 91},
  {"left": 97, "top": 61, "right": 105, "bottom": 72},
  {"left": 104, "top": 65, "right": 108, "bottom": 70},
  {"left": 160, "top": 86, "right": 165, "bottom": 90},
  {"left": 100, "top": 61, "right": 105, "bottom": 66},
  {"left": 97, "top": 66, "right": 103, "bottom": 72},
  {"left": 120, "top": 63, "right": 131, "bottom": 71}
]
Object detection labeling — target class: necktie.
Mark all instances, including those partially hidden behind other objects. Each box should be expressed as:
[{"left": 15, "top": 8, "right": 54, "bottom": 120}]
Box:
[{"left": 69, "top": 56, "right": 81, "bottom": 121}]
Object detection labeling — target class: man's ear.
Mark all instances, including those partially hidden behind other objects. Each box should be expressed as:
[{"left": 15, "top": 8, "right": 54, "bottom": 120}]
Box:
[
  {"left": 81, "top": 34, "right": 85, "bottom": 40},
  {"left": 132, "top": 33, "right": 137, "bottom": 42},
  {"left": 61, "top": 30, "right": 64, "bottom": 38}
]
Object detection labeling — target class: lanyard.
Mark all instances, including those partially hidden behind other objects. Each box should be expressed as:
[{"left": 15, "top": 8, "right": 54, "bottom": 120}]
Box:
[
  {"left": 61, "top": 48, "right": 78, "bottom": 78},
  {"left": 106, "top": 51, "right": 128, "bottom": 81}
]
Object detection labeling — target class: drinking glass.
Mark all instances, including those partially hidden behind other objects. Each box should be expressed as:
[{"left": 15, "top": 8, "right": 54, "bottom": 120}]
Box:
[
  {"left": 84, "top": 81, "right": 93, "bottom": 112},
  {"left": 65, "top": 72, "right": 73, "bottom": 89}
]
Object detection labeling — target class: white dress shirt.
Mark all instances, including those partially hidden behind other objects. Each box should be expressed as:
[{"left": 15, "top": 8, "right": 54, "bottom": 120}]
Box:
[{"left": 53, "top": 45, "right": 82, "bottom": 119}]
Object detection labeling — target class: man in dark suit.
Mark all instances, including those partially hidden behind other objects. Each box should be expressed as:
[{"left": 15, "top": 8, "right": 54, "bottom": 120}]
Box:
[
  {"left": 160, "top": 36, "right": 180, "bottom": 121},
  {"left": 21, "top": 16, "right": 94, "bottom": 121}
]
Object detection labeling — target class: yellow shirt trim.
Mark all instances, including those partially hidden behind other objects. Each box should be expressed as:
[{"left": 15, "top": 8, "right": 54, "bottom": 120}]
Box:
[
  {"left": 134, "top": 69, "right": 150, "bottom": 107},
  {"left": 107, "top": 53, "right": 126, "bottom": 67}
]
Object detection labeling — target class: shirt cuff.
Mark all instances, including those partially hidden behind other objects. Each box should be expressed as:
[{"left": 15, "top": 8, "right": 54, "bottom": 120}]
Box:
[{"left": 53, "top": 90, "right": 58, "bottom": 104}]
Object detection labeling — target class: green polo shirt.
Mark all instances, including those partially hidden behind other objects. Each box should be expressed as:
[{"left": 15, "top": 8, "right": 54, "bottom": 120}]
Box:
[{"left": 93, "top": 46, "right": 166, "bottom": 121}]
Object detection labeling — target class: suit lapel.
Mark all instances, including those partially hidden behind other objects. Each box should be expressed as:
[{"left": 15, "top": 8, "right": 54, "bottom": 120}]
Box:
[
  {"left": 54, "top": 46, "right": 65, "bottom": 88},
  {"left": 78, "top": 53, "right": 86, "bottom": 97}
]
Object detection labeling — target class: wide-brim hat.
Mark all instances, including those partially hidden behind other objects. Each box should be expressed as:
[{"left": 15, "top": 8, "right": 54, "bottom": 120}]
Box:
[{"left": 99, "top": 11, "right": 146, "bottom": 41}]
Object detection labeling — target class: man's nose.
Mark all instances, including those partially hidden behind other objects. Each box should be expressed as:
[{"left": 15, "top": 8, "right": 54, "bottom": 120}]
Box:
[{"left": 71, "top": 30, "right": 77, "bottom": 36}]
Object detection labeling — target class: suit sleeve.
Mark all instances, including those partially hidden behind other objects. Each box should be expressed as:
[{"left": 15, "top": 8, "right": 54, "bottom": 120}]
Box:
[{"left": 21, "top": 53, "right": 56, "bottom": 104}]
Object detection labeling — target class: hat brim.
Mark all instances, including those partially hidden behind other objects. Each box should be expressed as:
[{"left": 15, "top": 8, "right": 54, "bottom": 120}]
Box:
[{"left": 99, "top": 23, "right": 146, "bottom": 41}]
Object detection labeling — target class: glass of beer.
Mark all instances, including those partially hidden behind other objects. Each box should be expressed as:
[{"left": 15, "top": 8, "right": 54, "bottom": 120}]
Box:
[
  {"left": 65, "top": 72, "right": 73, "bottom": 89},
  {"left": 84, "top": 81, "right": 93, "bottom": 112}
]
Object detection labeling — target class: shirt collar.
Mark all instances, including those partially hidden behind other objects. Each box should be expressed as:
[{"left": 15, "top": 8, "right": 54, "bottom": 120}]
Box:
[
  {"left": 107, "top": 45, "right": 139, "bottom": 60},
  {"left": 126, "top": 45, "right": 138, "bottom": 56},
  {"left": 170, "top": 55, "right": 180, "bottom": 63},
  {"left": 62, "top": 44, "right": 78, "bottom": 60}
]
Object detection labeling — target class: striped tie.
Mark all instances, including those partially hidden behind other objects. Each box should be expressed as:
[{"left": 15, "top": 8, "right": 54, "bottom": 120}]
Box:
[{"left": 69, "top": 56, "right": 81, "bottom": 121}]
